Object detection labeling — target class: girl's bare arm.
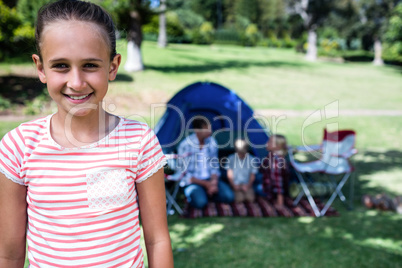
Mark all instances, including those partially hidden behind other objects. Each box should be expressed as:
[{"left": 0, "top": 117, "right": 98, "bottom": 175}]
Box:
[
  {"left": 0, "top": 173, "right": 27, "bottom": 267},
  {"left": 137, "top": 168, "right": 173, "bottom": 268}
]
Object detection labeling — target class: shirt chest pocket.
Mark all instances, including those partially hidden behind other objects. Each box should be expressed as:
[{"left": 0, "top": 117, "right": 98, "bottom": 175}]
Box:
[{"left": 86, "top": 169, "right": 131, "bottom": 210}]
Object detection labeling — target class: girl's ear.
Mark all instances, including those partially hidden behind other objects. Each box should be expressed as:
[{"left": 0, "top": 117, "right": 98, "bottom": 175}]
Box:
[
  {"left": 32, "top": 54, "right": 47, "bottom": 84},
  {"left": 108, "top": 54, "right": 121, "bottom": 81}
]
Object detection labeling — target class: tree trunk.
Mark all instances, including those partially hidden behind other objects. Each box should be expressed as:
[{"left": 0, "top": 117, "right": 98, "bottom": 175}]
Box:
[
  {"left": 305, "top": 28, "right": 317, "bottom": 61},
  {"left": 372, "top": 38, "right": 384, "bottom": 66},
  {"left": 125, "top": 10, "right": 144, "bottom": 72},
  {"left": 125, "top": 41, "right": 144, "bottom": 72},
  {"left": 294, "top": 0, "right": 317, "bottom": 62},
  {"left": 158, "top": 0, "right": 167, "bottom": 48}
]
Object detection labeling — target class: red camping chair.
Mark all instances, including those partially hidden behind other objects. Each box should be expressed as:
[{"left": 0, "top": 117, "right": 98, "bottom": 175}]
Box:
[{"left": 288, "top": 129, "right": 357, "bottom": 217}]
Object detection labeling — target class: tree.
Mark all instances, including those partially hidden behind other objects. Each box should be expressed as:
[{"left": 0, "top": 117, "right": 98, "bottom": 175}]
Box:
[
  {"left": 383, "top": 2, "right": 402, "bottom": 62},
  {"left": 257, "top": 0, "right": 287, "bottom": 37},
  {"left": 158, "top": 0, "right": 167, "bottom": 48},
  {"left": 357, "top": 0, "right": 400, "bottom": 65},
  {"left": 125, "top": 1, "right": 153, "bottom": 71},
  {"left": 2, "top": 0, "right": 17, "bottom": 7},
  {"left": 99, "top": 0, "right": 153, "bottom": 72},
  {"left": 16, "top": 0, "right": 50, "bottom": 26},
  {"left": 234, "top": 0, "right": 260, "bottom": 24},
  {"left": 323, "top": 0, "right": 361, "bottom": 50},
  {"left": 287, "top": 0, "right": 333, "bottom": 61},
  {"left": 0, "top": 0, "right": 21, "bottom": 60},
  {"left": 166, "top": 0, "right": 204, "bottom": 31},
  {"left": 190, "top": 0, "right": 219, "bottom": 28}
]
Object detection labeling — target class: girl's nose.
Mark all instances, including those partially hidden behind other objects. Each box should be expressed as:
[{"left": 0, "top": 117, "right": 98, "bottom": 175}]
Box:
[{"left": 67, "top": 69, "right": 86, "bottom": 91}]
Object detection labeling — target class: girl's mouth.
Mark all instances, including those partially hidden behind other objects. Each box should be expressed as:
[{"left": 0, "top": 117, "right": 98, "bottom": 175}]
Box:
[
  {"left": 68, "top": 94, "right": 90, "bottom": 100},
  {"left": 64, "top": 93, "right": 93, "bottom": 102}
]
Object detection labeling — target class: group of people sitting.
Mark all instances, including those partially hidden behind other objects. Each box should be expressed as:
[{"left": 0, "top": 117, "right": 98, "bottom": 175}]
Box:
[
  {"left": 170, "top": 116, "right": 402, "bottom": 215},
  {"left": 174, "top": 116, "right": 291, "bottom": 209}
]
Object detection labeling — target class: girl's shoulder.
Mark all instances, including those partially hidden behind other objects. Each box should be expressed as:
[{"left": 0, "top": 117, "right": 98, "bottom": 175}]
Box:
[
  {"left": 117, "top": 117, "right": 158, "bottom": 143},
  {"left": 19, "top": 115, "right": 49, "bottom": 129},
  {"left": 2, "top": 115, "right": 49, "bottom": 141},
  {"left": 119, "top": 117, "right": 151, "bottom": 132}
]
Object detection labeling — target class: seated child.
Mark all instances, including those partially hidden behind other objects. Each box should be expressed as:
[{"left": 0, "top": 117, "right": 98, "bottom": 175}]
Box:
[
  {"left": 225, "top": 139, "right": 258, "bottom": 203},
  {"left": 260, "top": 134, "right": 290, "bottom": 207},
  {"left": 362, "top": 194, "right": 402, "bottom": 214}
]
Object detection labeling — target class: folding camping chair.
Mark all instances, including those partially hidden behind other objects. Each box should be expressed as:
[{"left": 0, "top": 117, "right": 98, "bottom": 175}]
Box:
[
  {"left": 164, "top": 154, "right": 184, "bottom": 215},
  {"left": 288, "top": 129, "right": 357, "bottom": 217}
]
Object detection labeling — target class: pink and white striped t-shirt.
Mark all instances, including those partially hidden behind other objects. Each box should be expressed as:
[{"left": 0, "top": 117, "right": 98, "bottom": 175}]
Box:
[{"left": 0, "top": 115, "right": 166, "bottom": 268}]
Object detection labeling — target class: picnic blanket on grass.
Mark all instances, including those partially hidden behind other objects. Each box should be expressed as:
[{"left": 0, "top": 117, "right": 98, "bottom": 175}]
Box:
[{"left": 182, "top": 197, "right": 339, "bottom": 218}]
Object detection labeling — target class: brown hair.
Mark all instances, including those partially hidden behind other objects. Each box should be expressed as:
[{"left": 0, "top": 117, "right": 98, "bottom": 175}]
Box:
[
  {"left": 271, "top": 134, "right": 287, "bottom": 147},
  {"left": 192, "top": 116, "right": 210, "bottom": 130},
  {"left": 35, "top": 0, "right": 117, "bottom": 61},
  {"left": 268, "top": 134, "right": 288, "bottom": 155}
]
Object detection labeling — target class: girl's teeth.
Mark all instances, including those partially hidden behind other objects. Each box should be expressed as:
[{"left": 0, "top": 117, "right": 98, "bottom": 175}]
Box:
[{"left": 69, "top": 94, "right": 89, "bottom": 100}]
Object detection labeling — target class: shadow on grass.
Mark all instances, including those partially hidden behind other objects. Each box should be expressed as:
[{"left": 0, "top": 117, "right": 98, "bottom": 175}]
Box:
[
  {"left": 168, "top": 208, "right": 402, "bottom": 268},
  {"left": 113, "top": 73, "right": 134, "bottom": 82},
  {"left": 352, "top": 149, "right": 402, "bottom": 197},
  {"left": 0, "top": 75, "right": 46, "bottom": 105},
  {"left": 146, "top": 56, "right": 307, "bottom": 73},
  {"left": 292, "top": 148, "right": 402, "bottom": 200},
  {"left": 166, "top": 149, "right": 402, "bottom": 267}
]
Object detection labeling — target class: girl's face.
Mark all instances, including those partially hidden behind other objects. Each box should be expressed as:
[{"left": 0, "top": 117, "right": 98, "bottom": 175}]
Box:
[
  {"left": 267, "top": 137, "right": 284, "bottom": 152},
  {"left": 33, "top": 20, "right": 121, "bottom": 118}
]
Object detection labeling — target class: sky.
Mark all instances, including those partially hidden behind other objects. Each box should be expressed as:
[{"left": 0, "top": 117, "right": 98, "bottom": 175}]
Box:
[{"left": 150, "top": 0, "right": 159, "bottom": 8}]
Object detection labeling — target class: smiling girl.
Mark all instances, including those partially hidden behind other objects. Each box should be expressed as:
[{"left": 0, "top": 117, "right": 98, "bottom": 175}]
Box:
[{"left": 0, "top": 0, "right": 173, "bottom": 267}]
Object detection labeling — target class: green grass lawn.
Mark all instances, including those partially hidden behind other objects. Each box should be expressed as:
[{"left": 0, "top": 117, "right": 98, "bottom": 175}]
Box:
[
  {"left": 168, "top": 209, "right": 402, "bottom": 268},
  {"left": 1, "top": 41, "right": 401, "bottom": 268},
  {"left": 113, "top": 41, "right": 402, "bottom": 110}
]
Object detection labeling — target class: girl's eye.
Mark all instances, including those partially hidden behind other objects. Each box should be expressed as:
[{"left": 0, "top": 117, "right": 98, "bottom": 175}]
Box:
[
  {"left": 52, "top": 63, "right": 68, "bottom": 69},
  {"left": 84, "top": 63, "right": 98, "bottom": 68}
]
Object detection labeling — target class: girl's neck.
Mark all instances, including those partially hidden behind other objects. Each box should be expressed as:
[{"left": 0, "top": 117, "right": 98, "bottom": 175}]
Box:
[{"left": 51, "top": 109, "right": 120, "bottom": 148}]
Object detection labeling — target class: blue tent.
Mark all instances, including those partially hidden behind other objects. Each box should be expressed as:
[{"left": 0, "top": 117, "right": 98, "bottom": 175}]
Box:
[{"left": 155, "top": 82, "right": 269, "bottom": 159}]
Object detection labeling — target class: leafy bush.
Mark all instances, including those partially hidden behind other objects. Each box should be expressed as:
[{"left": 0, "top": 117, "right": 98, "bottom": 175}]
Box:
[
  {"left": 382, "top": 3, "right": 402, "bottom": 65},
  {"left": 13, "top": 23, "right": 35, "bottom": 42},
  {"left": 268, "top": 32, "right": 278, "bottom": 47},
  {"left": 382, "top": 42, "right": 402, "bottom": 65},
  {"left": 234, "top": 14, "right": 250, "bottom": 31},
  {"left": 0, "top": 0, "right": 39, "bottom": 61},
  {"left": 241, "top": 24, "right": 261, "bottom": 46},
  {"left": 166, "top": 12, "right": 185, "bottom": 38},
  {"left": 191, "top": 21, "right": 214, "bottom": 44},
  {"left": 0, "top": 96, "right": 11, "bottom": 111},
  {"left": 23, "top": 89, "right": 49, "bottom": 115},
  {"left": 318, "top": 38, "right": 342, "bottom": 57},
  {"left": 282, "top": 32, "right": 297, "bottom": 48},
  {"left": 142, "top": 15, "right": 158, "bottom": 35},
  {"left": 0, "top": 0, "right": 22, "bottom": 60},
  {"left": 294, "top": 32, "right": 308, "bottom": 53},
  {"left": 319, "top": 26, "right": 339, "bottom": 40},
  {"left": 384, "top": 3, "right": 402, "bottom": 45},
  {"left": 142, "top": 12, "right": 186, "bottom": 44},
  {"left": 214, "top": 28, "right": 241, "bottom": 45},
  {"left": 348, "top": 39, "right": 362, "bottom": 50},
  {"left": 174, "top": 9, "right": 204, "bottom": 30},
  {"left": 341, "top": 50, "right": 374, "bottom": 62},
  {"left": 16, "top": 0, "right": 50, "bottom": 26},
  {"left": 267, "top": 32, "right": 281, "bottom": 47},
  {"left": 257, "top": 31, "right": 296, "bottom": 49},
  {"left": 143, "top": 32, "right": 158, "bottom": 42}
]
